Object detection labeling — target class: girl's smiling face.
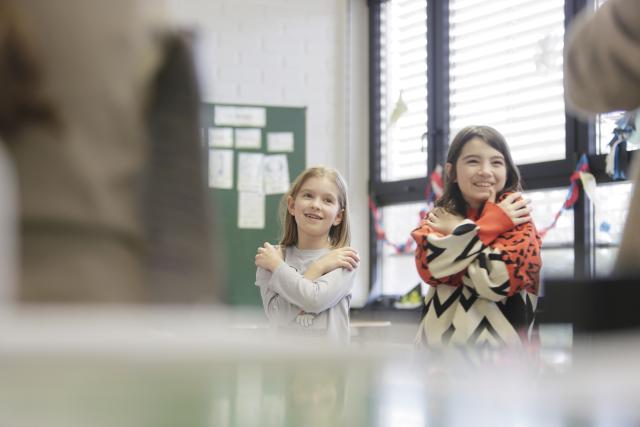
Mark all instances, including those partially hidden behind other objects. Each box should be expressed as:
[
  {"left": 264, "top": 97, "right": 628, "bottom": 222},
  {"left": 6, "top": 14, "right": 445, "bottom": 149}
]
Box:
[
  {"left": 447, "top": 137, "right": 507, "bottom": 210},
  {"left": 287, "top": 176, "right": 344, "bottom": 248}
]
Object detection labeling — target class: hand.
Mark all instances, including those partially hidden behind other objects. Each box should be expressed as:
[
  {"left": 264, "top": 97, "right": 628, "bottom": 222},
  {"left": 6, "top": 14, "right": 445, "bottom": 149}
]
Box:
[
  {"left": 314, "top": 247, "right": 360, "bottom": 274},
  {"left": 255, "top": 242, "right": 284, "bottom": 272},
  {"left": 424, "top": 207, "right": 465, "bottom": 235},
  {"left": 497, "top": 192, "right": 532, "bottom": 226},
  {"left": 295, "top": 311, "right": 315, "bottom": 327},
  {"left": 487, "top": 187, "right": 497, "bottom": 204}
]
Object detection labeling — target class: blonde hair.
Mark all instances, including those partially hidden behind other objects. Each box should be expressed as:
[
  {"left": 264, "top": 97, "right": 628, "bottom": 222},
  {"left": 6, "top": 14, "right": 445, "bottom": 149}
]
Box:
[{"left": 279, "top": 166, "right": 351, "bottom": 248}]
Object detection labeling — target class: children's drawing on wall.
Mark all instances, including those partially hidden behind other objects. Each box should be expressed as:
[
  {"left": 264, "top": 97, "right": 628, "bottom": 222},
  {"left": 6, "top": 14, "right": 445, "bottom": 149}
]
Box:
[
  {"left": 209, "top": 127, "right": 233, "bottom": 148},
  {"left": 209, "top": 149, "right": 233, "bottom": 189},
  {"left": 238, "top": 152, "right": 264, "bottom": 193},
  {"left": 238, "top": 191, "right": 265, "bottom": 229},
  {"left": 235, "top": 128, "right": 262, "bottom": 149},
  {"left": 264, "top": 155, "right": 291, "bottom": 195},
  {"left": 267, "top": 132, "right": 294, "bottom": 152}
]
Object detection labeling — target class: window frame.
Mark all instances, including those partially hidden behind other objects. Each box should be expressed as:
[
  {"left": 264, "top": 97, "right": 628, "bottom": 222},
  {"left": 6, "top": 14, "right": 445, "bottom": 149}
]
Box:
[{"left": 368, "top": 0, "right": 637, "bottom": 294}]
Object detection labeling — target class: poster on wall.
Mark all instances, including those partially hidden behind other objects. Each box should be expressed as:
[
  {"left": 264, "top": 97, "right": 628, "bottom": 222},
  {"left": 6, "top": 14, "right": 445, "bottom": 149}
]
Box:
[
  {"left": 208, "top": 149, "right": 234, "bottom": 189},
  {"left": 238, "top": 191, "right": 265, "bottom": 229},
  {"left": 267, "top": 132, "right": 294, "bottom": 152},
  {"left": 209, "top": 127, "right": 233, "bottom": 148},
  {"left": 235, "top": 128, "right": 262, "bottom": 149},
  {"left": 237, "top": 152, "right": 264, "bottom": 192},
  {"left": 263, "top": 155, "right": 290, "bottom": 195},
  {"left": 215, "top": 105, "right": 266, "bottom": 127}
]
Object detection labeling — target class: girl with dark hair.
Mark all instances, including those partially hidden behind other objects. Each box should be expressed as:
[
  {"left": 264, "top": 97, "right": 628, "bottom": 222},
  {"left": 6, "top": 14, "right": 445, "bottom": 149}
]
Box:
[{"left": 411, "top": 125, "right": 542, "bottom": 349}]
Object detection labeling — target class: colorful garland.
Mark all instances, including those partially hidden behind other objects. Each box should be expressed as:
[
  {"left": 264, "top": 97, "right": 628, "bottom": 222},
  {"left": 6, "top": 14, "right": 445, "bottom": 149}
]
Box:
[
  {"left": 369, "top": 166, "right": 443, "bottom": 254},
  {"left": 538, "top": 154, "right": 591, "bottom": 238},
  {"left": 370, "top": 156, "right": 606, "bottom": 247}
]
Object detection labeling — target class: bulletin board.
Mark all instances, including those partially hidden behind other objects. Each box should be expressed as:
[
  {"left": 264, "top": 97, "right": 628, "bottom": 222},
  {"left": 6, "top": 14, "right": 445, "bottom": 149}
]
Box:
[{"left": 201, "top": 103, "right": 306, "bottom": 306}]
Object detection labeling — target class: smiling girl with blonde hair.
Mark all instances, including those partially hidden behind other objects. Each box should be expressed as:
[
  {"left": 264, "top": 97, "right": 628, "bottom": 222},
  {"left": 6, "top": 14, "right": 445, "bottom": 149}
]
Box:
[{"left": 255, "top": 166, "right": 359, "bottom": 345}]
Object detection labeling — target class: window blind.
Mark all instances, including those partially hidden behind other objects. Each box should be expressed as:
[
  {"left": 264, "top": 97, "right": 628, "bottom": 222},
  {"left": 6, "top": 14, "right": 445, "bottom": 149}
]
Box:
[
  {"left": 380, "top": 0, "right": 428, "bottom": 181},
  {"left": 449, "top": 0, "right": 566, "bottom": 164}
]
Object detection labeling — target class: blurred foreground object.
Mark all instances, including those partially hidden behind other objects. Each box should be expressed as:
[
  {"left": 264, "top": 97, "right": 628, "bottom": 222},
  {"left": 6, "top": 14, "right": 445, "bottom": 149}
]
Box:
[
  {"left": 1, "top": 0, "right": 218, "bottom": 303},
  {"left": 564, "top": 0, "right": 640, "bottom": 276},
  {"left": 0, "top": 142, "right": 17, "bottom": 302},
  {"left": 1, "top": 306, "right": 640, "bottom": 426},
  {"left": 564, "top": 0, "right": 640, "bottom": 116},
  {"left": 540, "top": 276, "right": 640, "bottom": 331}
]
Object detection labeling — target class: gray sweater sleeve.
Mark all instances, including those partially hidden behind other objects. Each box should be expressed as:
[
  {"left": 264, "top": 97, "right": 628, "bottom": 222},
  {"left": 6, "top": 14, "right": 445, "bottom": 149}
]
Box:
[
  {"left": 564, "top": 0, "right": 640, "bottom": 116},
  {"left": 255, "top": 267, "right": 302, "bottom": 324},
  {"left": 267, "top": 264, "right": 356, "bottom": 314}
]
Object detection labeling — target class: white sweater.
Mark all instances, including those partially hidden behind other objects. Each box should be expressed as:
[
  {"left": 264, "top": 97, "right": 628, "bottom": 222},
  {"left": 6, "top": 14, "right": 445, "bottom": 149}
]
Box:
[{"left": 255, "top": 246, "right": 357, "bottom": 345}]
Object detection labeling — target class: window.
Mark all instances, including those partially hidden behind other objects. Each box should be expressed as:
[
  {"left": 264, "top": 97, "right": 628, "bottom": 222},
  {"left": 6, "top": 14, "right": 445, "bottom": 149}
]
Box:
[
  {"left": 380, "top": 202, "right": 425, "bottom": 295},
  {"left": 596, "top": 111, "right": 625, "bottom": 154},
  {"left": 526, "top": 188, "right": 575, "bottom": 279},
  {"left": 595, "top": 111, "right": 640, "bottom": 154},
  {"left": 369, "top": 0, "right": 637, "bottom": 298},
  {"left": 380, "top": 0, "right": 428, "bottom": 182},
  {"left": 449, "top": 0, "right": 566, "bottom": 164},
  {"left": 594, "top": 182, "right": 633, "bottom": 275}
]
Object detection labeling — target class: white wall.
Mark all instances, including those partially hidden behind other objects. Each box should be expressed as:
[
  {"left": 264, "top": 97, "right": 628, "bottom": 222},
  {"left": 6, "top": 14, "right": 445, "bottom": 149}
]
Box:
[{"left": 164, "top": 0, "right": 370, "bottom": 307}]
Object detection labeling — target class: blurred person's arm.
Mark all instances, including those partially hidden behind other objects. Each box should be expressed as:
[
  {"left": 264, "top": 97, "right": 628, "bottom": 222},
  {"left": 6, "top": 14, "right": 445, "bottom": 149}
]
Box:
[
  {"left": 615, "top": 158, "right": 640, "bottom": 275},
  {"left": 563, "top": 0, "right": 640, "bottom": 275},
  {"left": 564, "top": 0, "right": 640, "bottom": 116}
]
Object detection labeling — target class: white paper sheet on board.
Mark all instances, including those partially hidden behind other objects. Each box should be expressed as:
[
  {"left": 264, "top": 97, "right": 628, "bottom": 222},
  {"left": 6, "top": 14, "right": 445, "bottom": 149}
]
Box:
[
  {"left": 235, "top": 128, "right": 262, "bottom": 149},
  {"left": 263, "top": 155, "right": 290, "bottom": 195},
  {"left": 267, "top": 132, "right": 294, "bottom": 152},
  {"left": 238, "top": 191, "right": 265, "bottom": 229},
  {"left": 215, "top": 106, "right": 266, "bottom": 127},
  {"left": 208, "top": 149, "right": 234, "bottom": 189},
  {"left": 209, "top": 127, "right": 233, "bottom": 148},
  {"left": 237, "top": 152, "right": 264, "bottom": 193}
]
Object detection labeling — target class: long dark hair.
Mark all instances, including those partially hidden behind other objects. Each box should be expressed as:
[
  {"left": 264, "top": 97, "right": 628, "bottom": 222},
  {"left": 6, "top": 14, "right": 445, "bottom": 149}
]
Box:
[{"left": 437, "top": 125, "right": 522, "bottom": 216}]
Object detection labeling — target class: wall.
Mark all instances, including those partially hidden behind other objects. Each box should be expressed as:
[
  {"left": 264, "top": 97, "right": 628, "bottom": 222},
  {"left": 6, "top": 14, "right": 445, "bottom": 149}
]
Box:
[{"left": 164, "top": 0, "right": 370, "bottom": 307}]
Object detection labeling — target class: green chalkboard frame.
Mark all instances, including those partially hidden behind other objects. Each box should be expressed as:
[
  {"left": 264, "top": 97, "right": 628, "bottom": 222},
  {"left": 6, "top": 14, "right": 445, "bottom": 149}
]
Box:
[{"left": 201, "top": 103, "right": 306, "bottom": 305}]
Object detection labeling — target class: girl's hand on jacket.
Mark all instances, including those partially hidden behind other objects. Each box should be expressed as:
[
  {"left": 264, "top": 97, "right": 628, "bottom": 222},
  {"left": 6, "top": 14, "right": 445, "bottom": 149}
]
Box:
[
  {"left": 424, "top": 208, "right": 465, "bottom": 235},
  {"left": 255, "top": 242, "right": 284, "bottom": 272},
  {"left": 295, "top": 311, "right": 315, "bottom": 327},
  {"left": 496, "top": 192, "right": 532, "bottom": 226},
  {"left": 314, "top": 247, "right": 360, "bottom": 275}
]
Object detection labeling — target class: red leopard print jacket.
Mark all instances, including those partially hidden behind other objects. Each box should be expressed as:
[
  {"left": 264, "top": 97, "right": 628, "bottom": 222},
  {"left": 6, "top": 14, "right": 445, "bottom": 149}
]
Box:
[{"left": 411, "top": 193, "right": 542, "bottom": 348}]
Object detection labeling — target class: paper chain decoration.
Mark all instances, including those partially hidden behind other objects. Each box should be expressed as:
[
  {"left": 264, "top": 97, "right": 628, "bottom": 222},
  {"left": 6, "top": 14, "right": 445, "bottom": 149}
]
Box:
[
  {"left": 369, "top": 153, "right": 619, "bottom": 250},
  {"left": 538, "top": 154, "right": 591, "bottom": 238},
  {"left": 369, "top": 166, "right": 443, "bottom": 254}
]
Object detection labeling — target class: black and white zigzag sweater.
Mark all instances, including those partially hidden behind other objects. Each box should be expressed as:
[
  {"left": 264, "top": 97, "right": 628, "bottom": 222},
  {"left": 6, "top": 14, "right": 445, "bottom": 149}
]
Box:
[{"left": 411, "top": 196, "right": 542, "bottom": 349}]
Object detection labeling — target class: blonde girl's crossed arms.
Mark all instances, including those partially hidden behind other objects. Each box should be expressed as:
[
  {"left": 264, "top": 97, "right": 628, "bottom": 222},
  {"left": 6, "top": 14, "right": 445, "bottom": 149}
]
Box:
[{"left": 255, "top": 166, "right": 359, "bottom": 345}]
